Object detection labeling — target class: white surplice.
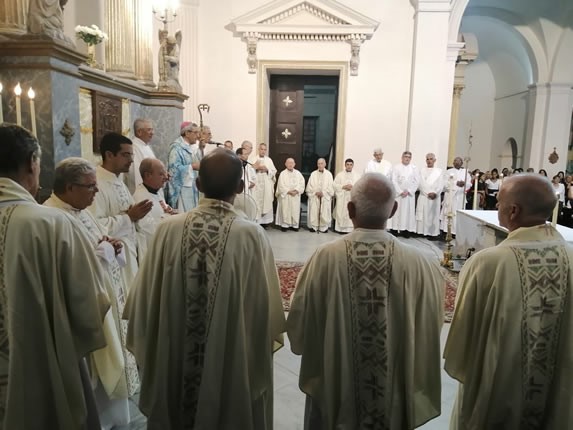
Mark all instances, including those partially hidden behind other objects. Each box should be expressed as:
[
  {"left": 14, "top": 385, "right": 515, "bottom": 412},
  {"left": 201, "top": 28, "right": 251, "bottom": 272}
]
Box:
[
  {"left": 440, "top": 167, "right": 471, "bottom": 235},
  {"left": 387, "top": 163, "right": 420, "bottom": 232},
  {"left": 275, "top": 168, "right": 306, "bottom": 228},
  {"left": 333, "top": 170, "right": 360, "bottom": 233},
  {"left": 306, "top": 169, "right": 334, "bottom": 232},
  {"left": 132, "top": 184, "right": 170, "bottom": 262},
  {"left": 125, "top": 137, "right": 156, "bottom": 194},
  {"left": 0, "top": 178, "right": 109, "bottom": 429},
  {"left": 364, "top": 159, "right": 392, "bottom": 176},
  {"left": 88, "top": 166, "right": 139, "bottom": 288},
  {"left": 253, "top": 156, "right": 277, "bottom": 224},
  {"left": 416, "top": 167, "right": 444, "bottom": 236},
  {"left": 125, "top": 199, "right": 285, "bottom": 430},
  {"left": 288, "top": 229, "right": 444, "bottom": 429},
  {"left": 444, "top": 225, "right": 573, "bottom": 430}
]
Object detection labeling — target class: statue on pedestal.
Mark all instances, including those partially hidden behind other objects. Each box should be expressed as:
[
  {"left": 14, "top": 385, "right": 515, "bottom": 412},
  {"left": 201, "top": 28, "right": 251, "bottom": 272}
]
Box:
[
  {"left": 27, "top": 0, "right": 73, "bottom": 45},
  {"left": 158, "top": 29, "right": 182, "bottom": 93}
]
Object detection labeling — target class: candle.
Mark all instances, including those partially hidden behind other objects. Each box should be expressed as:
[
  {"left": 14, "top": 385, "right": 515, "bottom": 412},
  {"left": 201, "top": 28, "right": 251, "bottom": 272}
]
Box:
[
  {"left": 14, "top": 83, "right": 22, "bottom": 126},
  {"left": 551, "top": 193, "right": 559, "bottom": 227},
  {"left": 0, "top": 82, "right": 3, "bottom": 123},
  {"left": 27, "top": 87, "right": 36, "bottom": 136},
  {"left": 473, "top": 173, "right": 479, "bottom": 210},
  {"left": 448, "top": 174, "right": 455, "bottom": 214},
  {"left": 499, "top": 173, "right": 504, "bottom": 190}
]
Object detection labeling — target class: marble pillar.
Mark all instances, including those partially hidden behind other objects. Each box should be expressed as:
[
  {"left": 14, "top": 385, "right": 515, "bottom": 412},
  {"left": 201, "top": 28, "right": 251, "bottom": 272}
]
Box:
[
  {"left": 134, "top": 0, "right": 154, "bottom": 87},
  {"left": 0, "top": 0, "right": 30, "bottom": 35},
  {"left": 105, "top": 0, "right": 136, "bottom": 79},
  {"left": 448, "top": 84, "right": 464, "bottom": 165}
]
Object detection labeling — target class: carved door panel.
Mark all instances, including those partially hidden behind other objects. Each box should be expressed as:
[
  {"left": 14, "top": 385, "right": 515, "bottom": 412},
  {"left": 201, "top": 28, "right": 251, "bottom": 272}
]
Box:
[{"left": 92, "top": 92, "right": 122, "bottom": 154}]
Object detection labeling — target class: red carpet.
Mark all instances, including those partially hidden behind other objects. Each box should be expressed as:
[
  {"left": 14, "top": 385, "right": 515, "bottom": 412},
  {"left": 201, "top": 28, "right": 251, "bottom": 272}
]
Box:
[{"left": 276, "top": 261, "right": 457, "bottom": 321}]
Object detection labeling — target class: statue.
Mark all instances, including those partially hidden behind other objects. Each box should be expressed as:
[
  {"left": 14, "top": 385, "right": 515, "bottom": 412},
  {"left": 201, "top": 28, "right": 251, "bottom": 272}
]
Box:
[
  {"left": 158, "top": 29, "right": 182, "bottom": 93},
  {"left": 27, "top": 0, "right": 73, "bottom": 45}
]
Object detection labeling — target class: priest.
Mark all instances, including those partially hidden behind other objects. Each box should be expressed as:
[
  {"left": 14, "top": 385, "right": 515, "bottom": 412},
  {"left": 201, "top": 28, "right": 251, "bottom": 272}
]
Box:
[
  {"left": 125, "top": 118, "right": 157, "bottom": 193},
  {"left": 125, "top": 148, "right": 285, "bottom": 430},
  {"left": 252, "top": 143, "right": 277, "bottom": 227},
  {"left": 306, "top": 158, "right": 334, "bottom": 233},
  {"left": 440, "top": 156, "right": 471, "bottom": 236},
  {"left": 387, "top": 151, "right": 420, "bottom": 237},
  {"left": 333, "top": 158, "right": 360, "bottom": 233},
  {"left": 416, "top": 153, "right": 444, "bottom": 239},
  {"left": 364, "top": 148, "right": 392, "bottom": 176},
  {"left": 288, "top": 172, "right": 444, "bottom": 429},
  {"left": 275, "top": 157, "right": 306, "bottom": 231},
  {"left": 0, "top": 124, "right": 108, "bottom": 429},
  {"left": 444, "top": 174, "right": 573, "bottom": 429}
]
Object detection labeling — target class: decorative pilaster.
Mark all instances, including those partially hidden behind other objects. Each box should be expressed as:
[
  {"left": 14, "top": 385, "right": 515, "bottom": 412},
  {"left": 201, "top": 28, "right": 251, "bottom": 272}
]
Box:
[
  {"left": 348, "top": 37, "right": 364, "bottom": 76},
  {"left": 105, "top": 0, "right": 136, "bottom": 79},
  {"left": 246, "top": 35, "right": 258, "bottom": 74},
  {"left": 134, "top": 0, "right": 154, "bottom": 86},
  {"left": 0, "top": 0, "right": 29, "bottom": 35}
]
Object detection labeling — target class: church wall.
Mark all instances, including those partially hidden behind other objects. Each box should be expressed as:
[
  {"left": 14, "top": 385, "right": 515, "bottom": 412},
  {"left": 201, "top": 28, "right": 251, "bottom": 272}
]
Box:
[
  {"left": 194, "top": 0, "right": 416, "bottom": 174},
  {"left": 490, "top": 92, "right": 528, "bottom": 170}
]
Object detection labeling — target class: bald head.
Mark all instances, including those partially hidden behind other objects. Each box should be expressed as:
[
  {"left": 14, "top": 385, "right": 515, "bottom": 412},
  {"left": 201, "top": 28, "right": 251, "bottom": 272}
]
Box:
[
  {"left": 197, "top": 148, "right": 243, "bottom": 202},
  {"left": 349, "top": 173, "right": 397, "bottom": 229},
  {"left": 497, "top": 174, "right": 557, "bottom": 231}
]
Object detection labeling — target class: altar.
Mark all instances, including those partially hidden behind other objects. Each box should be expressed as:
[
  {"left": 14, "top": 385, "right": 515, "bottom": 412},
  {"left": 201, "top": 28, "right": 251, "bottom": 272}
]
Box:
[{"left": 454, "top": 210, "right": 573, "bottom": 256}]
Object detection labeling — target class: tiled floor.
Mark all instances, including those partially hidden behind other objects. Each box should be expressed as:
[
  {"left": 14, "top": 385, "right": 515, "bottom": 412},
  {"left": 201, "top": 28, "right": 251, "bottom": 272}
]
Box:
[{"left": 122, "top": 228, "right": 458, "bottom": 429}]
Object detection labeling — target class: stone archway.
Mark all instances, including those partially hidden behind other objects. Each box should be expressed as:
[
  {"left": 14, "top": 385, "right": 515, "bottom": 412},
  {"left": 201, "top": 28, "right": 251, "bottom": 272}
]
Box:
[{"left": 500, "top": 137, "right": 518, "bottom": 170}]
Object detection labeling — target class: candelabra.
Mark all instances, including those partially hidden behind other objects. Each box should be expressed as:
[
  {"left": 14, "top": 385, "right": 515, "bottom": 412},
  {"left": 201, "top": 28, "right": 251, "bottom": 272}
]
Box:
[
  {"left": 441, "top": 213, "right": 454, "bottom": 270},
  {"left": 152, "top": 0, "right": 179, "bottom": 31}
]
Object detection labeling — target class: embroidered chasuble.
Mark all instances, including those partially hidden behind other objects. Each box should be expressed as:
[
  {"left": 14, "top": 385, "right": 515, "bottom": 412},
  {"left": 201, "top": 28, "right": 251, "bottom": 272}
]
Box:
[
  {"left": 444, "top": 225, "right": 573, "bottom": 430},
  {"left": 288, "top": 229, "right": 444, "bottom": 429},
  {"left": 125, "top": 199, "right": 285, "bottom": 430},
  {"left": 0, "top": 178, "right": 108, "bottom": 429}
]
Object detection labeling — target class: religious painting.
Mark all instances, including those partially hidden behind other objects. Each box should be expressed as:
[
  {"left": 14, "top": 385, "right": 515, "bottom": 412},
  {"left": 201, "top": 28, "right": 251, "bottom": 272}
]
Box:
[{"left": 92, "top": 91, "right": 122, "bottom": 153}]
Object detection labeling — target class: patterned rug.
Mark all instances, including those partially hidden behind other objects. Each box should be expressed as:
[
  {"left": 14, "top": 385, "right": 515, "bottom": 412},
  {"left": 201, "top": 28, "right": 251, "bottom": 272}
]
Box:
[{"left": 276, "top": 261, "right": 458, "bottom": 321}]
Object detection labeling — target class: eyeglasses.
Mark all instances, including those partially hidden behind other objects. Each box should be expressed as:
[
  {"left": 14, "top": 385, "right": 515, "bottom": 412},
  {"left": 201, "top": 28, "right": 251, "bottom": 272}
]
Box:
[{"left": 73, "top": 183, "right": 98, "bottom": 191}]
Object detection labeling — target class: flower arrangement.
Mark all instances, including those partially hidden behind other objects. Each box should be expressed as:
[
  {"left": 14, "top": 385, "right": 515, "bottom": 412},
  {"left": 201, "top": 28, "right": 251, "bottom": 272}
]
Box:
[{"left": 75, "top": 25, "right": 108, "bottom": 46}]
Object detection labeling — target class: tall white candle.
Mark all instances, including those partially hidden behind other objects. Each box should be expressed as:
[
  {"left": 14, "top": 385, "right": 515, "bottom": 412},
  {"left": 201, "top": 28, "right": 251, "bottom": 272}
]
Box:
[
  {"left": 448, "top": 174, "right": 455, "bottom": 214},
  {"left": 27, "top": 87, "right": 36, "bottom": 136},
  {"left": 473, "top": 173, "right": 479, "bottom": 210},
  {"left": 551, "top": 193, "right": 559, "bottom": 227},
  {"left": 0, "top": 82, "right": 3, "bottom": 123},
  {"left": 499, "top": 173, "right": 504, "bottom": 190},
  {"left": 14, "top": 83, "right": 22, "bottom": 126}
]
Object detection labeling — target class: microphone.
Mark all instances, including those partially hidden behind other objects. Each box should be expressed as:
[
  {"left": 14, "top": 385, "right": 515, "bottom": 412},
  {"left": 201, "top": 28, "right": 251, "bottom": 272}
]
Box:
[
  {"left": 206, "top": 141, "right": 223, "bottom": 146},
  {"left": 241, "top": 159, "right": 254, "bottom": 166}
]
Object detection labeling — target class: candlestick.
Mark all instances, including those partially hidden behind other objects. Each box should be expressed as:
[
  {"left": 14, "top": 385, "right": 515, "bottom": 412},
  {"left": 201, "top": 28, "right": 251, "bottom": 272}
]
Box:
[
  {"left": 0, "top": 82, "right": 3, "bottom": 123},
  {"left": 14, "top": 83, "right": 22, "bottom": 126},
  {"left": 499, "top": 173, "right": 504, "bottom": 190},
  {"left": 473, "top": 173, "right": 479, "bottom": 210},
  {"left": 448, "top": 174, "right": 455, "bottom": 215},
  {"left": 551, "top": 193, "right": 559, "bottom": 227},
  {"left": 28, "top": 87, "right": 36, "bottom": 136}
]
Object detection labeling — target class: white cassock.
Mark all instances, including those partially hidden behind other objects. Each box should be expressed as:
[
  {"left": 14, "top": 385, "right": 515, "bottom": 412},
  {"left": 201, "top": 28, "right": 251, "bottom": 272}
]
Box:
[
  {"left": 242, "top": 163, "right": 257, "bottom": 198},
  {"left": 0, "top": 178, "right": 109, "bottom": 429},
  {"left": 333, "top": 170, "right": 360, "bottom": 233},
  {"left": 444, "top": 225, "right": 573, "bottom": 429},
  {"left": 275, "top": 168, "right": 306, "bottom": 229},
  {"left": 44, "top": 193, "right": 140, "bottom": 428},
  {"left": 125, "top": 199, "right": 286, "bottom": 429},
  {"left": 306, "top": 169, "right": 334, "bottom": 232},
  {"left": 440, "top": 168, "right": 471, "bottom": 235},
  {"left": 125, "top": 136, "right": 156, "bottom": 193},
  {"left": 133, "top": 184, "right": 170, "bottom": 261},
  {"left": 88, "top": 166, "right": 139, "bottom": 288},
  {"left": 364, "top": 159, "right": 392, "bottom": 176},
  {"left": 387, "top": 163, "right": 420, "bottom": 232},
  {"left": 288, "top": 229, "right": 444, "bottom": 429},
  {"left": 416, "top": 167, "right": 444, "bottom": 236},
  {"left": 253, "top": 156, "right": 277, "bottom": 224}
]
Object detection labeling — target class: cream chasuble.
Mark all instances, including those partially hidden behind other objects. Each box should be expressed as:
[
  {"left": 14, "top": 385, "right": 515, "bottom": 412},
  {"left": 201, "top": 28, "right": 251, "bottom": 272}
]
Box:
[
  {"left": 444, "top": 225, "right": 573, "bottom": 430},
  {"left": 288, "top": 229, "right": 443, "bottom": 429},
  {"left": 125, "top": 199, "right": 285, "bottom": 430},
  {"left": 306, "top": 169, "right": 334, "bottom": 232},
  {"left": 333, "top": 170, "right": 360, "bottom": 233},
  {"left": 440, "top": 167, "right": 470, "bottom": 235},
  {"left": 253, "top": 156, "right": 277, "bottom": 224},
  {"left": 365, "top": 159, "right": 392, "bottom": 176},
  {"left": 89, "top": 165, "right": 139, "bottom": 287},
  {"left": 0, "top": 178, "right": 108, "bottom": 429},
  {"left": 416, "top": 167, "right": 444, "bottom": 236},
  {"left": 387, "top": 163, "right": 420, "bottom": 232},
  {"left": 275, "top": 168, "right": 305, "bottom": 228}
]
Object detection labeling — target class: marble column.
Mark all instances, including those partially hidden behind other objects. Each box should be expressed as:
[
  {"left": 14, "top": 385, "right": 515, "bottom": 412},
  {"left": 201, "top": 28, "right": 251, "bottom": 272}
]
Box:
[
  {"left": 134, "top": 0, "right": 154, "bottom": 87},
  {"left": 0, "top": 0, "right": 29, "bottom": 35},
  {"left": 448, "top": 84, "right": 465, "bottom": 165},
  {"left": 105, "top": 0, "right": 136, "bottom": 79}
]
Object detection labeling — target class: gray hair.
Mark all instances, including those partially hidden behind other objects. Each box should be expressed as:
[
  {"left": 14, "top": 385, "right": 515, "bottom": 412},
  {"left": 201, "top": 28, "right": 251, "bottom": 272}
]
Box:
[
  {"left": 53, "top": 157, "right": 96, "bottom": 193},
  {"left": 133, "top": 118, "right": 152, "bottom": 134},
  {"left": 350, "top": 173, "right": 395, "bottom": 225},
  {"left": 373, "top": 148, "right": 383, "bottom": 154}
]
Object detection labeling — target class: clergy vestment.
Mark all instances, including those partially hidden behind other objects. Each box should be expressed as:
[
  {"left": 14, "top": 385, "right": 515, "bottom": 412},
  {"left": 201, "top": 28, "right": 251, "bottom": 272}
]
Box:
[
  {"left": 364, "top": 159, "right": 392, "bottom": 176},
  {"left": 416, "top": 167, "right": 444, "bottom": 236},
  {"left": 288, "top": 229, "right": 444, "bottom": 429},
  {"left": 440, "top": 167, "right": 470, "bottom": 235},
  {"left": 44, "top": 193, "right": 140, "bottom": 428},
  {"left": 0, "top": 178, "right": 109, "bottom": 429},
  {"left": 125, "top": 199, "right": 286, "bottom": 430},
  {"left": 444, "top": 225, "right": 573, "bottom": 430},
  {"left": 253, "top": 156, "right": 277, "bottom": 224},
  {"left": 125, "top": 136, "right": 156, "bottom": 193},
  {"left": 133, "top": 183, "right": 170, "bottom": 261},
  {"left": 387, "top": 163, "right": 420, "bottom": 232},
  {"left": 333, "top": 170, "right": 360, "bottom": 233},
  {"left": 88, "top": 166, "right": 139, "bottom": 287},
  {"left": 275, "top": 168, "right": 305, "bottom": 229},
  {"left": 166, "top": 136, "right": 197, "bottom": 211},
  {"left": 306, "top": 169, "right": 334, "bottom": 232}
]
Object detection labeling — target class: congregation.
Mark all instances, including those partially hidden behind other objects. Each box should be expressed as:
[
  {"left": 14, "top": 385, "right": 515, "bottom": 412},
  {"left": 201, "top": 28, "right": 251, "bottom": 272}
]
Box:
[{"left": 0, "top": 121, "right": 571, "bottom": 430}]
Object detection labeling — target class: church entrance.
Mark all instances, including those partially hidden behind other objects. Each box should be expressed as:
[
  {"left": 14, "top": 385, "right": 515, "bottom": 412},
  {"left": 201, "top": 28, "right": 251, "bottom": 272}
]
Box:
[{"left": 268, "top": 75, "right": 339, "bottom": 181}]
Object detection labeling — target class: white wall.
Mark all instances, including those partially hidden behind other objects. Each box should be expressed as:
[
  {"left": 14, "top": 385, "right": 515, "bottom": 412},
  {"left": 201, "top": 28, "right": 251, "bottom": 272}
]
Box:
[{"left": 490, "top": 92, "right": 528, "bottom": 170}]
